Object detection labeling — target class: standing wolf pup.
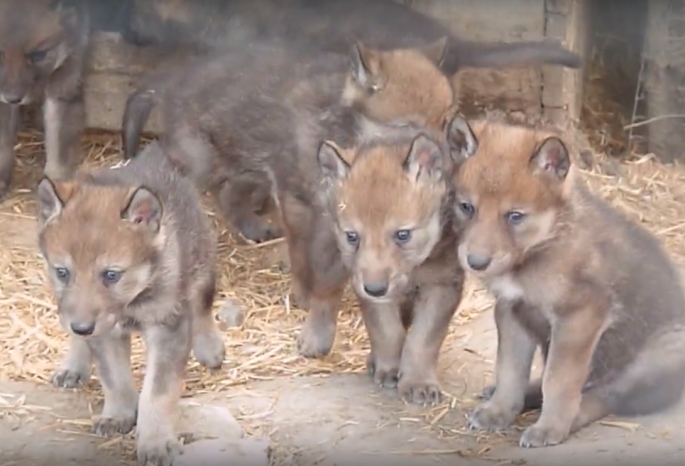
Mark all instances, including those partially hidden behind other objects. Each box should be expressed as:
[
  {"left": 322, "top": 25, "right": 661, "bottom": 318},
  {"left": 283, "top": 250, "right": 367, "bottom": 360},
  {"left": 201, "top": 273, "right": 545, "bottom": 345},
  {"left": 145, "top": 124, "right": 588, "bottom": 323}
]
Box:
[
  {"left": 449, "top": 118, "right": 685, "bottom": 447},
  {"left": 0, "top": 0, "right": 91, "bottom": 195},
  {"left": 314, "top": 113, "right": 476, "bottom": 404},
  {"left": 37, "top": 142, "right": 226, "bottom": 466},
  {"left": 121, "top": 38, "right": 467, "bottom": 365}
]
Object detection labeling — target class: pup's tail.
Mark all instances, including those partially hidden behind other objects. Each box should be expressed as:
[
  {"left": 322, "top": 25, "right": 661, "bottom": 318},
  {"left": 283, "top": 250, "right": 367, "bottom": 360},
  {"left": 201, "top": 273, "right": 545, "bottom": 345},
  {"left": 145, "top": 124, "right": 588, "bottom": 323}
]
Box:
[
  {"left": 442, "top": 38, "right": 582, "bottom": 75},
  {"left": 121, "top": 88, "right": 158, "bottom": 160}
]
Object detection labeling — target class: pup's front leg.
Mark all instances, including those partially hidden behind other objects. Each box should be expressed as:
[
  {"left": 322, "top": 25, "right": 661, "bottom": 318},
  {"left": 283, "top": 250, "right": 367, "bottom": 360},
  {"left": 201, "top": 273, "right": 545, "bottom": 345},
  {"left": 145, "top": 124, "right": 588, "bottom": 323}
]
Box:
[
  {"left": 397, "top": 281, "right": 462, "bottom": 405},
  {"left": 519, "top": 303, "right": 607, "bottom": 448},
  {"left": 43, "top": 96, "right": 85, "bottom": 181},
  {"left": 468, "top": 300, "right": 537, "bottom": 431},
  {"left": 88, "top": 331, "right": 139, "bottom": 436},
  {"left": 136, "top": 316, "right": 191, "bottom": 466},
  {"left": 52, "top": 334, "right": 92, "bottom": 388},
  {"left": 0, "top": 102, "right": 20, "bottom": 197},
  {"left": 361, "top": 299, "right": 406, "bottom": 389}
]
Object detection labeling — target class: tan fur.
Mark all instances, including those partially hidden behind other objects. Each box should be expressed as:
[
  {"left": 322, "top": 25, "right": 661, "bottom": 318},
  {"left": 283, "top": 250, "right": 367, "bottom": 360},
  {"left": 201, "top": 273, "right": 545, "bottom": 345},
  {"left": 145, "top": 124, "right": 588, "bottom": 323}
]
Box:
[
  {"left": 317, "top": 126, "right": 466, "bottom": 404},
  {"left": 39, "top": 143, "right": 225, "bottom": 466},
  {"left": 341, "top": 38, "right": 454, "bottom": 131},
  {"left": 449, "top": 118, "right": 685, "bottom": 448},
  {"left": 0, "top": 0, "right": 91, "bottom": 195}
]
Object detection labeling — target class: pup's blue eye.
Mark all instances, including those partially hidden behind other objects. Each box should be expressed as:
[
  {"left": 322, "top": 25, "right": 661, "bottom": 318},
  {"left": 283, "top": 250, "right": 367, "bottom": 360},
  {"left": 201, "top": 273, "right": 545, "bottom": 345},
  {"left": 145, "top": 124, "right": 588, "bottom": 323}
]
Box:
[
  {"left": 394, "top": 229, "right": 412, "bottom": 243},
  {"left": 54, "top": 267, "right": 70, "bottom": 282},
  {"left": 345, "top": 231, "right": 359, "bottom": 246},
  {"left": 459, "top": 202, "right": 475, "bottom": 217},
  {"left": 26, "top": 50, "right": 47, "bottom": 63},
  {"left": 506, "top": 211, "right": 527, "bottom": 225},
  {"left": 102, "top": 269, "right": 123, "bottom": 285}
]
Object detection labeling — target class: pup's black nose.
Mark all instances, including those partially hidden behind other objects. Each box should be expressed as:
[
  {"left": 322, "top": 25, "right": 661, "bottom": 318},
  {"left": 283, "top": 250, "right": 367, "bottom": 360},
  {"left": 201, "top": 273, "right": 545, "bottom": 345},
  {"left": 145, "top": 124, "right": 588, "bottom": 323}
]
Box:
[
  {"left": 2, "top": 94, "right": 22, "bottom": 105},
  {"left": 363, "top": 282, "right": 389, "bottom": 298},
  {"left": 71, "top": 321, "right": 95, "bottom": 336},
  {"left": 467, "top": 253, "right": 492, "bottom": 271}
]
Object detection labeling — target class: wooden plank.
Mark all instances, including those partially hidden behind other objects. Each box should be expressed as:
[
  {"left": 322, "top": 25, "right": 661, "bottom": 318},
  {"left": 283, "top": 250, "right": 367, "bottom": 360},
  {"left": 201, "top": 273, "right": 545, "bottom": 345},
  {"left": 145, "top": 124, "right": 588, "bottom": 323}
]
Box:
[
  {"left": 83, "top": 32, "right": 167, "bottom": 133},
  {"left": 542, "top": 0, "right": 589, "bottom": 125}
]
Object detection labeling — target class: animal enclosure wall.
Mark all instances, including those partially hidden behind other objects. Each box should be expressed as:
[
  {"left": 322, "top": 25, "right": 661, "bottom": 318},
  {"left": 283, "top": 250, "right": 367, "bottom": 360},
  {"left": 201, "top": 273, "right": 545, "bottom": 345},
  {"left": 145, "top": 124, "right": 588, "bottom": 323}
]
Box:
[{"left": 82, "top": 0, "right": 589, "bottom": 134}]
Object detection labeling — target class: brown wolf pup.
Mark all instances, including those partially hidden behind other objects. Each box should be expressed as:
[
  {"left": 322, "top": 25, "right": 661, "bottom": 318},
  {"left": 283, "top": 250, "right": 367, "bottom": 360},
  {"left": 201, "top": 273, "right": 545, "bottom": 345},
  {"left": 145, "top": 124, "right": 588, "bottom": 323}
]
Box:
[
  {"left": 0, "top": 0, "right": 92, "bottom": 195},
  {"left": 121, "top": 38, "right": 459, "bottom": 361},
  {"left": 37, "top": 142, "right": 226, "bottom": 466},
  {"left": 448, "top": 118, "right": 685, "bottom": 447},
  {"left": 313, "top": 114, "right": 475, "bottom": 404}
]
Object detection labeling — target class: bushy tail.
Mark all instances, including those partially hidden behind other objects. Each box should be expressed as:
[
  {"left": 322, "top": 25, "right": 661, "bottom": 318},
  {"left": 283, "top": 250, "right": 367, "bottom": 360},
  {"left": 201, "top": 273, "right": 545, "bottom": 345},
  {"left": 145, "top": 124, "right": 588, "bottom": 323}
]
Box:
[
  {"left": 121, "top": 88, "right": 157, "bottom": 160},
  {"left": 442, "top": 38, "right": 582, "bottom": 75}
]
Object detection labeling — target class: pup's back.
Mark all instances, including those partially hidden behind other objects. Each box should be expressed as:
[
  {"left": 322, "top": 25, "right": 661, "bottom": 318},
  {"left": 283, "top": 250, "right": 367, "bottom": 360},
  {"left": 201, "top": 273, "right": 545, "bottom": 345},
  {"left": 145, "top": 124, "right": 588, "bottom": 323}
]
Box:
[
  {"left": 126, "top": 41, "right": 354, "bottom": 188},
  {"left": 574, "top": 182, "right": 685, "bottom": 359}
]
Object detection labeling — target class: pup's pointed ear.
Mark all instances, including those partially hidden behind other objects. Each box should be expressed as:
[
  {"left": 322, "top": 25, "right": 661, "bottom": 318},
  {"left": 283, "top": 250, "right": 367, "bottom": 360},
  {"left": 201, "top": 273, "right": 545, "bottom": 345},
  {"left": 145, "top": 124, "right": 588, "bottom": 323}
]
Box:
[
  {"left": 445, "top": 115, "right": 478, "bottom": 163},
  {"left": 318, "top": 140, "right": 350, "bottom": 182},
  {"left": 417, "top": 36, "right": 448, "bottom": 67},
  {"left": 403, "top": 134, "right": 444, "bottom": 183},
  {"left": 37, "top": 177, "right": 77, "bottom": 225},
  {"left": 530, "top": 136, "right": 571, "bottom": 181},
  {"left": 349, "top": 41, "right": 384, "bottom": 91},
  {"left": 121, "top": 186, "right": 163, "bottom": 233}
]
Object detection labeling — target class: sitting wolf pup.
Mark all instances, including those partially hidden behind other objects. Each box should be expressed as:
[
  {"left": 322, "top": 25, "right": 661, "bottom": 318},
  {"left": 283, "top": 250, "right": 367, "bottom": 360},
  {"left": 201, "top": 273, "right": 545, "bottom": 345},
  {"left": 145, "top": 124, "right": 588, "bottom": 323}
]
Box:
[
  {"left": 314, "top": 116, "right": 471, "bottom": 404},
  {"left": 0, "top": 0, "right": 92, "bottom": 195},
  {"left": 449, "top": 118, "right": 685, "bottom": 447},
  {"left": 37, "top": 142, "right": 226, "bottom": 466}
]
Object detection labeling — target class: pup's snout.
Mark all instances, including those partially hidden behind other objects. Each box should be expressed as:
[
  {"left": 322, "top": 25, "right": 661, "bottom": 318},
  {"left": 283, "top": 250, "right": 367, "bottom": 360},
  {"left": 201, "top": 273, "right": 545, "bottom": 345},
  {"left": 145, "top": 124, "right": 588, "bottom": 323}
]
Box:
[
  {"left": 466, "top": 253, "right": 492, "bottom": 272},
  {"left": 363, "top": 281, "right": 389, "bottom": 298},
  {"left": 70, "top": 321, "right": 96, "bottom": 336}
]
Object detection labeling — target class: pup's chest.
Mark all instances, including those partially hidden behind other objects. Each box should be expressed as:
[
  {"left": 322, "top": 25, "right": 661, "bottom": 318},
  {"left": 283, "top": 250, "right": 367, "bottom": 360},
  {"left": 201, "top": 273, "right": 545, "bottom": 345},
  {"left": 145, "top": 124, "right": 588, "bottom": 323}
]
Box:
[{"left": 488, "top": 274, "right": 558, "bottom": 340}]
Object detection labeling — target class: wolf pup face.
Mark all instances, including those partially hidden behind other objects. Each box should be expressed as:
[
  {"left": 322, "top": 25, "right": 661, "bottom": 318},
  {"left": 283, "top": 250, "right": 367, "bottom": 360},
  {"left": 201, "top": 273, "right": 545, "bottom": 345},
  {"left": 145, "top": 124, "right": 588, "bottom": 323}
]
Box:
[
  {"left": 450, "top": 118, "right": 572, "bottom": 279},
  {"left": 317, "top": 132, "right": 453, "bottom": 303},
  {"left": 341, "top": 37, "right": 455, "bottom": 131},
  {"left": 0, "top": 0, "right": 86, "bottom": 105},
  {"left": 36, "top": 176, "right": 166, "bottom": 337}
]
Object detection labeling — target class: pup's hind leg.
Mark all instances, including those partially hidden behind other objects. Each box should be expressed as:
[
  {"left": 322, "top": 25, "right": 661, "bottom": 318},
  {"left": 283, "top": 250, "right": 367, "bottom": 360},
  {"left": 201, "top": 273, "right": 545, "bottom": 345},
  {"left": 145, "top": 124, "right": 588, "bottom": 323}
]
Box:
[
  {"left": 481, "top": 378, "right": 543, "bottom": 412},
  {"left": 571, "top": 324, "right": 685, "bottom": 433},
  {"left": 88, "top": 331, "right": 139, "bottom": 436},
  {"left": 190, "top": 271, "right": 226, "bottom": 370},
  {"left": 52, "top": 334, "right": 93, "bottom": 388}
]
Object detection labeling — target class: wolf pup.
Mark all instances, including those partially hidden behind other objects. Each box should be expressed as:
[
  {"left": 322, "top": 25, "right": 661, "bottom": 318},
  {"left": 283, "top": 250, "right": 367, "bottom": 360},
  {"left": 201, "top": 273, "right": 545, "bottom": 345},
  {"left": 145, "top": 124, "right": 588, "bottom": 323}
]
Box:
[
  {"left": 448, "top": 118, "right": 685, "bottom": 447},
  {"left": 0, "top": 0, "right": 92, "bottom": 195},
  {"left": 37, "top": 142, "right": 226, "bottom": 466},
  {"left": 314, "top": 114, "right": 474, "bottom": 404},
  {"left": 121, "top": 38, "right": 463, "bottom": 361}
]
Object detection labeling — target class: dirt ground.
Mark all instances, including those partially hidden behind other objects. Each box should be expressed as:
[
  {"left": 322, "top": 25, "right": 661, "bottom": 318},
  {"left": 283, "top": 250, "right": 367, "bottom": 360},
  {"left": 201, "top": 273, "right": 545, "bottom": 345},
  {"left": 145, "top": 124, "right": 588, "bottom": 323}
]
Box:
[{"left": 2, "top": 292, "right": 685, "bottom": 466}]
